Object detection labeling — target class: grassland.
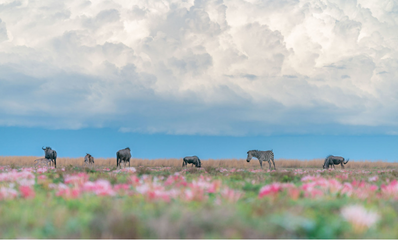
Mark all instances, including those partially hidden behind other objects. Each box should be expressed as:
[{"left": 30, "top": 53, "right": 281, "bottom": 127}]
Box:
[
  {"left": 0, "top": 157, "right": 397, "bottom": 238},
  {"left": 1, "top": 156, "right": 397, "bottom": 169}
]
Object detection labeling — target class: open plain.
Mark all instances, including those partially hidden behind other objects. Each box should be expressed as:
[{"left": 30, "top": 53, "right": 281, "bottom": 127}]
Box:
[{"left": 0, "top": 157, "right": 397, "bottom": 238}]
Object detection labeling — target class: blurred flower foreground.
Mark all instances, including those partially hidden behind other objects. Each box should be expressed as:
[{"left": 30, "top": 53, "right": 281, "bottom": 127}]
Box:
[{"left": 0, "top": 165, "right": 397, "bottom": 238}]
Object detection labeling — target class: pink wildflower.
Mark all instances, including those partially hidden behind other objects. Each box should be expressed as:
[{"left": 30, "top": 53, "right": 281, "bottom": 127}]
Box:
[
  {"left": 0, "top": 187, "right": 18, "bottom": 200},
  {"left": 288, "top": 188, "right": 301, "bottom": 200},
  {"left": 121, "top": 167, "right": 137, "bottom": 173},
  {"left": 381, "top": 180, "right": 398, "bottom": 197},
  {"left": 83, "top": 180, "right": 115, "bottom": 196},
  {"left": 114, "top": 184, "right": 131, "bottom": 195},
  {"left": 368, "top": 176, "right": 378, "bottom": 182},
  {"left": 130, "top": 175, "right": 141, "bottom": 186},
  {"left": 56, "top": 185, "right": 80, "bottom": 199},
  {"left": 184, "top": 188, "right": 207, "bottom": 202},
  {"left": 207, "top": 180, "right": 222, "bottom": 193},
  {"left": 19, "top": 185, "right": 35, "bottom": 198},
  {"left": 336, "top": 174, "right": 348, "bottom": 180},
  {"left": 340, "top": 182, "right": 353, "bottom": 196},
  {"left": 221, "top": 188, "right": 242, "bottom": 202},
  {"left": 258, "top": 183, "right": 292, "bottom": 198},
  {"left": 37, "top": 167, "right": 48, "bottom": 174},
  {"left": 341, "top": 205, "right": 379, "bottom": 232},
  {"left": 64, "top": 173, "right": 89, "bottom": 186},
  {"left": 301, "top": 175, "right": 320, "bottom": 182}
]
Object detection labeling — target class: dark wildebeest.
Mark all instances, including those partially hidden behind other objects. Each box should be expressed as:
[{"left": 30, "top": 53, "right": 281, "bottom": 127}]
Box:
[
  {"left": 84, "top": 153, "right": 95, "bottom": 165},
  {"left": 246, "top": 150, "right": 276, "bottom": 170},
  {"left": 42, "top": 146, "right": 57, "bottom": 168},
  {"left": 116, "top": 147, "right": 131, "bottom": 168},
  {"left": 182, "top": 156, "right": 201, "bottom": 168},
  {"left": 323, "top": 155, "right": 349, "bottom": 169}
]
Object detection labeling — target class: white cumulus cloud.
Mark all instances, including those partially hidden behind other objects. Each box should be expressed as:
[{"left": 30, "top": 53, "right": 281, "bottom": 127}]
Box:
[{"left": 1, "top": 0, "right": 398, "bottom": 135}]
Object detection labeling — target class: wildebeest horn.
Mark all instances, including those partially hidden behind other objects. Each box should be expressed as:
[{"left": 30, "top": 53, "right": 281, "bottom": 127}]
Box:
[
  {"left": 42, "top": 147, "right": 45, "bottom": 150},
  {"left": 344, "top": 158, "right": 350, "bottom": 164}
]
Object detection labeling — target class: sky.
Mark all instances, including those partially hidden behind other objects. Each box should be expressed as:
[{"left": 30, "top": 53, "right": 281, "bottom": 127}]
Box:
[{"left": 1, "top": 0, "right": 398, "bottom": 160}]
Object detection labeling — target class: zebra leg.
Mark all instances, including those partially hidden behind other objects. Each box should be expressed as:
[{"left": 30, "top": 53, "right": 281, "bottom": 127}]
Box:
[
  {"left": 268, "top": 160, "right": 272, "bottom": 170},
  {"left": 259, "top": 160, "right": 263, "bottom": 169},
  {"left": 272, "top": 158, "right": 276, "bottom": 170}
]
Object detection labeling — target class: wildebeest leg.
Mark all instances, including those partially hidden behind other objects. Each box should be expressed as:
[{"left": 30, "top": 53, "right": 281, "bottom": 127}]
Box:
[
  {"left": 54, "top": 158, "right": 56, "bottom": 168},
  {"left": 341, "top": 163, "right": 344, "bottom": 169},
  {"left": 129, "top": 160, "right": 130, "bottom": 167}
]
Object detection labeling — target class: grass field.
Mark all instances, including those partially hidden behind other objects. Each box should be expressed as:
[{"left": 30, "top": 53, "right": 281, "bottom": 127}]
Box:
[
  {"left": 0, "top": 157, "right": 398, "bottom": 238},
  {"left": 1, "top": 156, "right": 397, "bottom": 169}
]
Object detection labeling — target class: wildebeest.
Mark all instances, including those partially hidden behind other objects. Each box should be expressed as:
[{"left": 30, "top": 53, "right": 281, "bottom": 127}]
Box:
[
  {"left": 323, "top": 155, "right": 349, "bottom": 169},
  {"left": 42, "top": 146, "right": 57, "bottom": 168},
  {"left": 246, "top": 150, "right": 276, "bottom": 170},
  {"left": 182, "top": 156, "right": 201, "bottom": 168},
  {"left": 84, "top": 153, "right": 95, "bottom": 165},
  {"left": 116, "top": 147, "right": 131, "bottom": 168}
]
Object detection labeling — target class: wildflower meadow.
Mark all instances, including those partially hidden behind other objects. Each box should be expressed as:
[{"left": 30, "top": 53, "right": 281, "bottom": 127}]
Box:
[{"left": 0, "top": 161, "right": 398, "bottom": 238}]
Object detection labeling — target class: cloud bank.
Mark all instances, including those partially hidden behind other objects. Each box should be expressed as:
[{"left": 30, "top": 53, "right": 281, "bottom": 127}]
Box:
[{"left": 1, "top": 0, "right": 398, "bottom": 135}]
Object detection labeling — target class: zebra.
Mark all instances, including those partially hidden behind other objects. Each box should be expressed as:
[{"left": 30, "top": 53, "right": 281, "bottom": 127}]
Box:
[
  {"left": 323, "top": 155, "right": 349, "bottom": 169},
  {"left": 84, "top": 153, "right": 95, "bottom": 165},
  {"left": 182, "top": 156, "right": 201, "bottom": 168},
  {"left": 246, "top": 150, "right": 276, "bottom": 170}
]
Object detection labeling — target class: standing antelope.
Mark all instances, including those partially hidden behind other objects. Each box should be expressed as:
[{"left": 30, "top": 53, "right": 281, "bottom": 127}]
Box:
[
  {"left": 42, "top": 147, "right": 57, "bottom": 168},
  {"left": 323, "top": 155, "right": 349, "bottom": 169},
  {"left": 84, "top": 153, "right": 95, "bottom": 165}
]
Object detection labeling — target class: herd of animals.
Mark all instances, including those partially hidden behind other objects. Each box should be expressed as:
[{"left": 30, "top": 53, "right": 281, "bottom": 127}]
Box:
[{"left": 35, "top": 147, "right": 350, "bottom": 170}]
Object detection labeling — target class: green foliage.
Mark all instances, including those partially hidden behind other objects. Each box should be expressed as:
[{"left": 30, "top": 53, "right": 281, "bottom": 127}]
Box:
[{"left": 0, "top": 167, "right": 397, "bottom": 238}]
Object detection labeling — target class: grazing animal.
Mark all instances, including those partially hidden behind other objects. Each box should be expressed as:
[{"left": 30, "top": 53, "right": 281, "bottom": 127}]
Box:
[
  {"left": 182, "top": 156, "right": 201, "bottom": 168},
  {"left": 116, "top": 147, "right": 131, "bottom": 168},
  {"left": 42, "top": 146, "right": 57, "bottom": 168},
  {"left": 323, "top": 155, "right": 349, "bottom": 169},
  {"left": 84, "top": 153, "right": 95, "bottom": 165},
  {"left": 34, "top": 158, "right": 52, "bottom": 167},
  {"left": 246, "top": 150, "right": 276, "bottom": 170}
]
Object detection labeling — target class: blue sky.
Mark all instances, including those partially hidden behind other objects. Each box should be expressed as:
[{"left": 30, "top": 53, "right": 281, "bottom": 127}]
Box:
[
  {"left": 1, "top": 126, "right": 397, "bottom": 161},
  {"left": 1, "top": 0, "right": 398, "bottom": 161}
]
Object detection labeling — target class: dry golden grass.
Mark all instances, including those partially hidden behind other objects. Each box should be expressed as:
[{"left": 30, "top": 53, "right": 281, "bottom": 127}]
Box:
[{"left": 0, "top": 156, "right": 397, "bottom": 169}]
